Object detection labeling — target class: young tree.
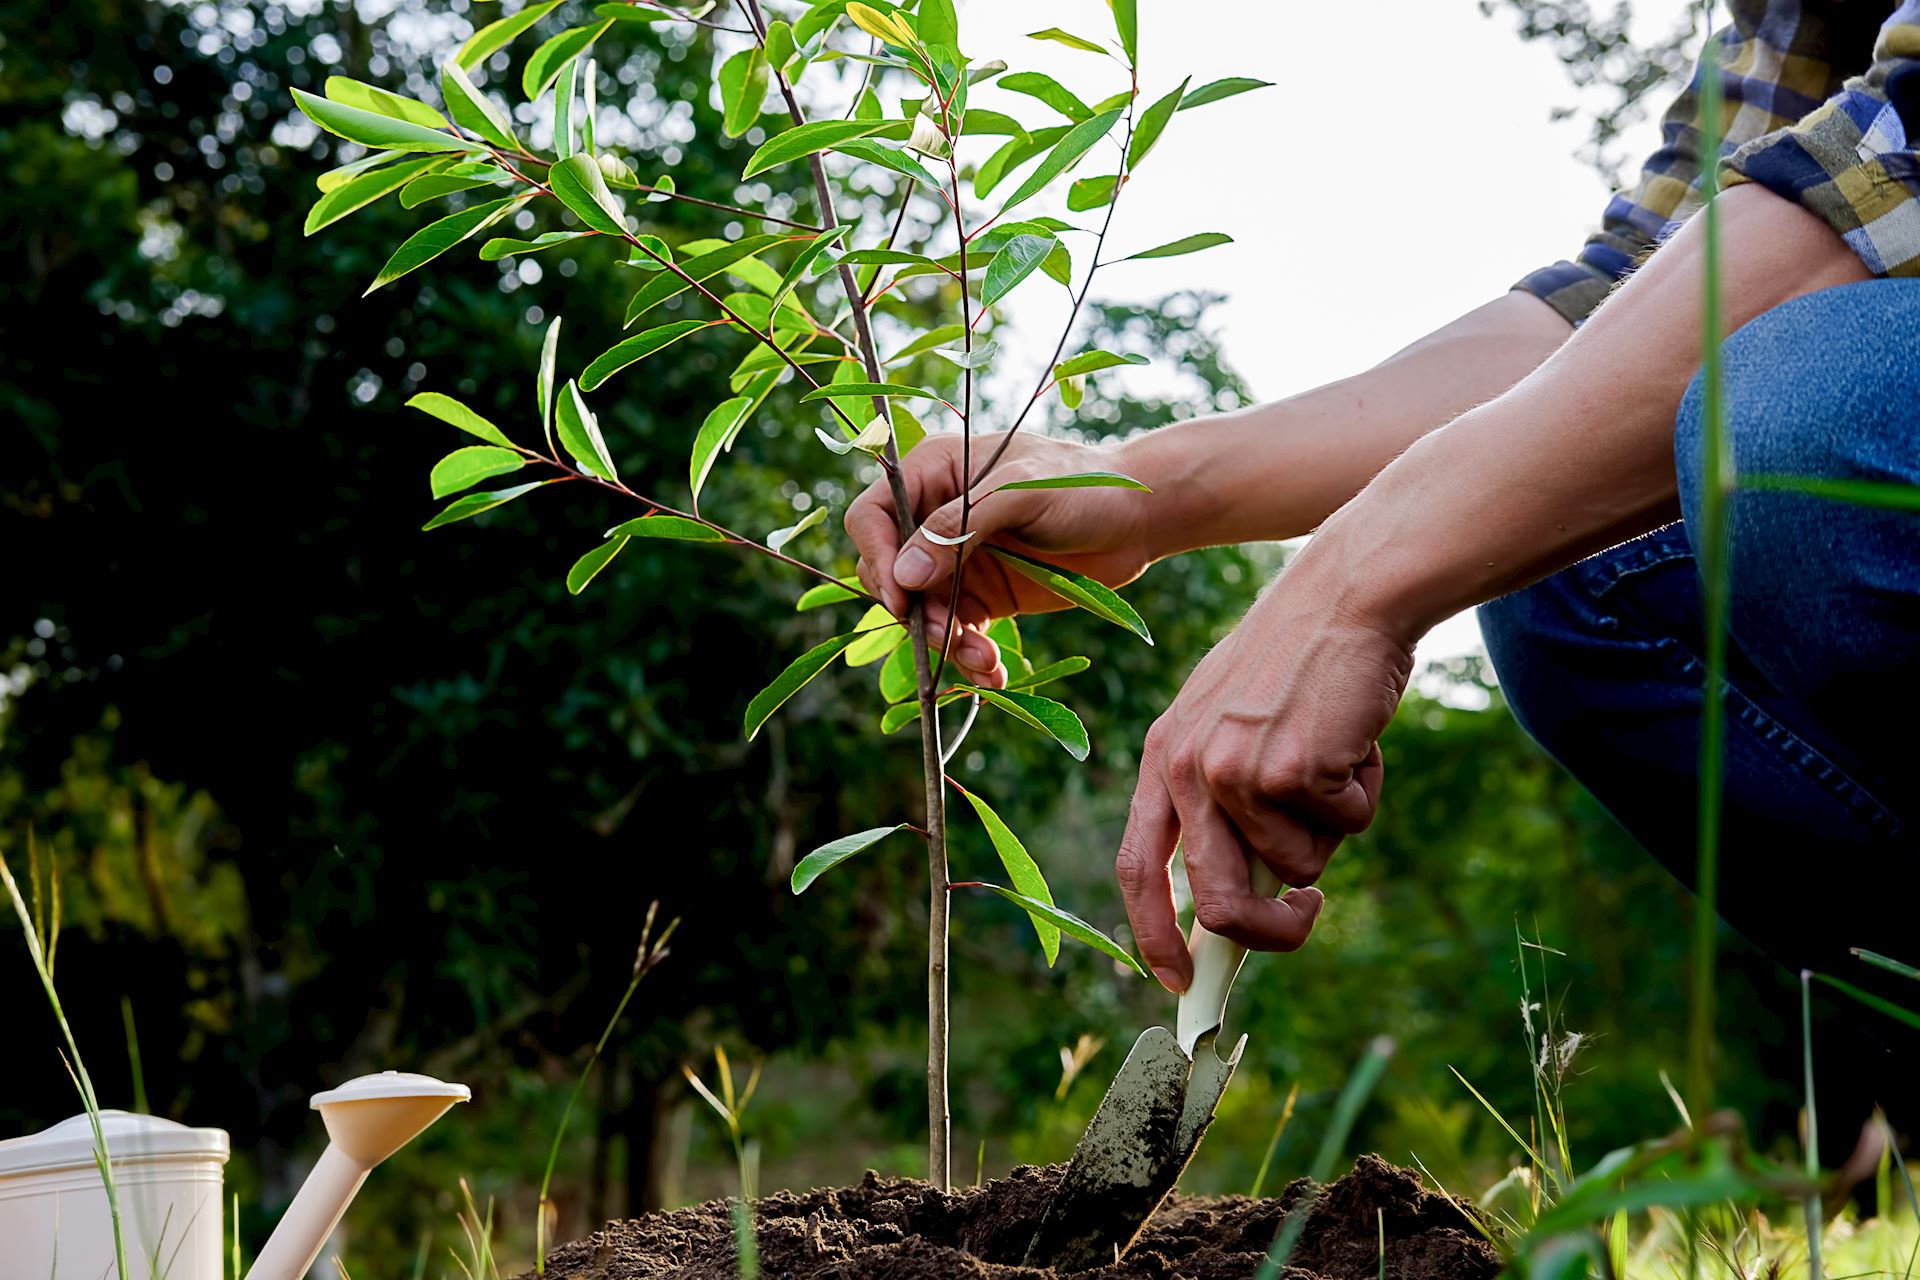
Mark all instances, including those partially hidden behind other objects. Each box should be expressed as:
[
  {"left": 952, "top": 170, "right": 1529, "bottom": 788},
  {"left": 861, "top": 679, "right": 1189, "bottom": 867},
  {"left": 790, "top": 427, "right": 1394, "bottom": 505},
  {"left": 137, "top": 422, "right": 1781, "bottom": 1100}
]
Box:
[{"left": 294, "top": 0, "right": 1266, "bottom": 1188}]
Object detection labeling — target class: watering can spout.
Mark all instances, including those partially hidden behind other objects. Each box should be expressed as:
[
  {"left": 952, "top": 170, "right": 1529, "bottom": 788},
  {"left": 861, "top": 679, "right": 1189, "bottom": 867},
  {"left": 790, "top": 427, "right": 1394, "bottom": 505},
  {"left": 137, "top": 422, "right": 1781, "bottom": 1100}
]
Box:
[{"left": 246, "top": 1072, "right": 470, "bottom": 1280}]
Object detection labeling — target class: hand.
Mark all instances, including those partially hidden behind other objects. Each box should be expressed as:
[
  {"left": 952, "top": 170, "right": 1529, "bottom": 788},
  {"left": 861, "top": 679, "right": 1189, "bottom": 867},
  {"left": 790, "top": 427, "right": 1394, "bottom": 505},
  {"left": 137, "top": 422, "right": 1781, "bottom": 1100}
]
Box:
[
  {"left": 1116, "top": 558, "right": 1416, "bottom": 992},
  {"left": 844, "top": 431, "right": 1159, "bottom": 687}
]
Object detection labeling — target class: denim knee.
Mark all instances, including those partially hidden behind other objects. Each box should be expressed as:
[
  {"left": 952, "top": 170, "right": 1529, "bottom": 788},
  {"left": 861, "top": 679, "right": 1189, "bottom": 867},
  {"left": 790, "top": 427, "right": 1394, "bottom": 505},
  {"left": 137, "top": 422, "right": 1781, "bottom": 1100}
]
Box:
[
  {"left": 1675, "top": 279, "right": 1920, "bottom": 518},
  {"left": 1478, "top": 578, "right": 1580, "bottom": 749}
]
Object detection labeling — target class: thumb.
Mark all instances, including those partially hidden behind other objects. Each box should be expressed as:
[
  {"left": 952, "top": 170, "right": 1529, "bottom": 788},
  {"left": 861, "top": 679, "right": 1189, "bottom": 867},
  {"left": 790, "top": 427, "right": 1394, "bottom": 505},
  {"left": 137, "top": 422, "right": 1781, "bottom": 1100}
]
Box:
[{"left": 893, "top": 490, "right": 1029, "bottom": 591}]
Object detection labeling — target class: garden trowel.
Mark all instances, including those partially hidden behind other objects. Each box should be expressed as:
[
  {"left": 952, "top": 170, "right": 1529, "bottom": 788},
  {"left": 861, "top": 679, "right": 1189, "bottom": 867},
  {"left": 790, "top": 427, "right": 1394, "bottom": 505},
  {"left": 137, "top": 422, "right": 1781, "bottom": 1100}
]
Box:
[{"left": 1025, "top": 861, "right": 1285, "bottom": 1270}]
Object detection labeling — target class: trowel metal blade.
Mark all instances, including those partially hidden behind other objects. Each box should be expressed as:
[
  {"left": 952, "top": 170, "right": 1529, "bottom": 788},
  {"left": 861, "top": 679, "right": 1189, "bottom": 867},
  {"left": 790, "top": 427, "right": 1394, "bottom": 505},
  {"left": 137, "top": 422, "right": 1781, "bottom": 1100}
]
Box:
[{"left": 1023, "top": 1026, "right": 1247, "bottom": 1270}]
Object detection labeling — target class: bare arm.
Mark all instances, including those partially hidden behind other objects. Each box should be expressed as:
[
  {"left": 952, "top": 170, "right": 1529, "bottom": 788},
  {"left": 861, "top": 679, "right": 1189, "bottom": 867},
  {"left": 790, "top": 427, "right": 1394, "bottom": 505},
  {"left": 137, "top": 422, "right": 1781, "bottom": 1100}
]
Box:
[
  {"left": 845, "top": 291, "right": 1572, "bottom": 685},
  {"left": 1305, "top": 185, "right": 1870, "bottom": 635},
  {"left": 1124, "top": 290, "right": 1572, "bottom": 558},
  {"left": 1120, "top": 185, "right": 1872, "bottom": 988}
]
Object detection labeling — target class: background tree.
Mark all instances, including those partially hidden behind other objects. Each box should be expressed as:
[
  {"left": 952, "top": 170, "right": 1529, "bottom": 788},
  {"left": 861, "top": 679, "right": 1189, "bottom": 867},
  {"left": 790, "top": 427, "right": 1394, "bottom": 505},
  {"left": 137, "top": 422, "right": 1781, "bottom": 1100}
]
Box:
[{"left": 2, "top": 0, "right": 1820, "bottom": 1268}]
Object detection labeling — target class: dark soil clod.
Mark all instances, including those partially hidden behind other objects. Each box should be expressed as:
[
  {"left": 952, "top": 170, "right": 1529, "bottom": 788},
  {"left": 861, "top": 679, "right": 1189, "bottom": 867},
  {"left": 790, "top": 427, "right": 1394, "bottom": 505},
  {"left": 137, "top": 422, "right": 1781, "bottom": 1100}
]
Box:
[{"left": 528, "top": 1154, "right": 1503, "bottom": 1280}]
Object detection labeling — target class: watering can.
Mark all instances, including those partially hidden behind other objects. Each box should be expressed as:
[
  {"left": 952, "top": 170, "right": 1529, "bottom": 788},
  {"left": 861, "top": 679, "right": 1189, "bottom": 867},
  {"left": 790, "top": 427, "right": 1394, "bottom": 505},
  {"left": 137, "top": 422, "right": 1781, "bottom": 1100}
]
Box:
[{"left": 0, "top": 1071, "right": 469, "bottom": 1280}]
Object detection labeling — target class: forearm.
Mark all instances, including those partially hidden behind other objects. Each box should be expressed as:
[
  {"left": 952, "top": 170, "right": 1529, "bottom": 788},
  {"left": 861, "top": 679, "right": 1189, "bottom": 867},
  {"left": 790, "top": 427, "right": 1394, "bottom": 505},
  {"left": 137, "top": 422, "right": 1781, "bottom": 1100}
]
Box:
[
  {"left": 1121, "top": 290, "right": 1573, "bottom": 557},
  {"left": 1301, "top": 186, "right": 1871, "bottom": 638}
]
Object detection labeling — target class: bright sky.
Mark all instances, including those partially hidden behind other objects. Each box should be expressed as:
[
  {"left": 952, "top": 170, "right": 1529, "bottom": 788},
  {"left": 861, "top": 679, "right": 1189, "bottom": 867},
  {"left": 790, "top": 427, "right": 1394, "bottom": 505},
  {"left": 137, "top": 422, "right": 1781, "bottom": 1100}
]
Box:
[{"left": 952, "top": 0, "right": 1697, "bottom": 662}]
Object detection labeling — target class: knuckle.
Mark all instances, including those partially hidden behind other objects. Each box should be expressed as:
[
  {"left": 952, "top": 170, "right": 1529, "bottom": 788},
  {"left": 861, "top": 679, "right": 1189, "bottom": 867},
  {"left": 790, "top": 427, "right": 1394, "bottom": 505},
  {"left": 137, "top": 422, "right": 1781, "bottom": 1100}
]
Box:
[
  {"left": 1199, "top": 748, "right": 1249, "bottom": 797},
  {"left": 1113, "top": 846, "right": 1158, "bottom": 893},
  {"left": 1192, "top": 896, "right": 1239, "bottom": 936}
]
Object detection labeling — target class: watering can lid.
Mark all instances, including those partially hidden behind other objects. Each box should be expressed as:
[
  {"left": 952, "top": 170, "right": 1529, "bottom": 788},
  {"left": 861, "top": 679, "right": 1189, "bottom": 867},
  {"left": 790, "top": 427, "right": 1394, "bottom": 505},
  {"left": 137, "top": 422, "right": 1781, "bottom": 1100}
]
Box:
[
  {"left": 309, "top": 1071, "right": 470, "bottom": 1109},
  {"left": 0, "top": 1110, "right": 230, "bottom": 1177}
]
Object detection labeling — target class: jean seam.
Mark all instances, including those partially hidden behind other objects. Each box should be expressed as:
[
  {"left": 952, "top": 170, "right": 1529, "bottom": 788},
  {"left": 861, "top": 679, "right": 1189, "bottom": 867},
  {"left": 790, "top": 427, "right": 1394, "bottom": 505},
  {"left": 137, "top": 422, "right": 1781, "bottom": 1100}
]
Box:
[{"left": 1651, "top": 637, "right": 1903, "bottom": 835}]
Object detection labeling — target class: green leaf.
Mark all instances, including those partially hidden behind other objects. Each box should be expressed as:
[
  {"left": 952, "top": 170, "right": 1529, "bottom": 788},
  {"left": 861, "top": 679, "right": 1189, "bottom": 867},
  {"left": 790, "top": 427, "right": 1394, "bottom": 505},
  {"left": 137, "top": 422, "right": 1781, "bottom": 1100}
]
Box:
[
  {"left": 606, "top": 514, "right": 728, "bottom": 542},
  {"left": 690, "top": 395, "right": 755, "bottom": 503},
  {"left": 441, "top": 62, "right": 518, "bottom": 149},
  {"left": 623, "top": 233, "right": 798, "bottom": 324},
  {"left": 1026, "top": 26, "right": 1107, "bottom": 54},
  {"left": 1108, "top": 0, "right": 1137, "bottom": 64},
  {"left": 835, "top": 137, "right": 941, "bottom": 186},
  {"left": 878, "top": 641, "right": 929, "bottom": 703},
  {"left": 744, "top": 632, "right": 863, "bottom": 739},
  {"left": 764, "top": 18, "right": 798, "bottom": 74},
  {"left": 997, "top": 108, "right": 1122, "bottom": 216},
  {"left": 1742, "top": 474, "right": 1920, "bottom": 511},
  {"left": 971, "top": 686, "right": 1088, "bottom": 760},
  {"left": 1121, "top": 231, "right": 1233, "bottom": 261},
  {"left": 1054, "top": 348, "right": 1148, "bottom": 379},
  {"left": 293, "top": 87, "right": 480, "bottom": 154},
  {"left": 522, "top": 20, "right": 613, "bottom": 100},
  {"left": 555, "top": 379, "right": 616, "bottom": 479},
  {"left": 974, "top": 126, "right": 1067, "bottom": 198},
  {"left": 552, "top": 57, "right": 580, "bottom": 159},
  {"left": 932, "top": 340, "right": 996, "bottom": 370},
  {"left": 844, "top": 604, "right": 905, "bottom": 666},
  {"left": 767, "top": 506, "right": 828, "bottom": 553},
  {"left": 324, "top": 75, "right": 451, "bottom": 130},
  {"left": 1178, "top": 76, "right": 1272, "bottom": 110},
  {"left": 315, "top": 148, "right": 407, "bottom": 192},
  {"left": 992, "top": 470, "right": 1149, "bottom": 494},
  {"left": 1852, "top": 948, "right": 1920, "bottom": 981},
  {"left": 741, "top": 120, "right": 904, "bottom": 179},
  {"left": 986, "top": 546, "right": 1151, "bottom": 643},
  {"left": 399, "top": 169, "right": 507, "bottom": 209},
  {"left": 1065, "top": 174, "right": 1118, "bottom": 212},
  {"left": 980, "top": 233, "right": 1054, "bottom": 308},
  {"left": 770, "top": 225, "right": 849, "bottom": 310},
  {"left": 792, "top": 825, "right": 909, "bottom": 894},
  {"left": 1005, "top": 656, "right": 1091, "bottom": 691},
  {"left": 430, "top": 445, "right": 525, "bottom": 497},
  {"left": 401, "top": 169, "right": 506, "bottom": 210},
  {"left": 960, "top": 108, "right": 1028, "bottom": 137},
  {"left": 537, "top": 315, "right": 562, "bottom": 452},
  {"left": 885, "top": 323, "right": 966, "bottom": 363},
  {"left": 1812, "top": 973, "right": 1920, "bottom": 1034},
  {"left": 997, "top": 71, "right": 1091, "bottom": 122},
  {"left": 966, "top": 883, "right": 1146, "bottom": 975},
  {"left": 1128, "top": 76, "right": 1187, "bottom": 168},
  {"left": 366, "top": 196, "right": 520, "bottom": 294},
  {"left": 796, "top": 579, "right": 863, "bottom": 611},
  {"left": 799, "top": 381, "right": 942, "bottom": 404},
  {"left": 581, "top": 57, "right": 598, "bottom": 152},
  {"left": 595, "top": 1, "right": 689, "bottom": 19},
  {"left": 836, "top": 248, "right": 944, "bottom": 270},
  {"left": 952, "top": 783, "right": 1059, "bottom": 963},
  {"left": 915, "top": 0, "right": 957, "bottom": 46},
  {"left": 718, "top": 45, "right": 769, "bottom": 138},
  {"left": 305, "top": 155, "right": 448, "bottom": 235},
  {"left": 566, "top": 535, "right": 628, "bottom": 594},
  {"left": 479, "top": 230, "right": 591, "bottom": 259},
  {"left": 580, "top": 319, "right": 711, "bottom": 391},
  {"left": 457, "top": 0, "right": 564, "bottom": 70},
  {"left": 548, "top": 153, "right": 628, "bottom": 235},
  {"left": 422, "top": 479, "right": 549, "bottom": 530},
  {"left": 407, "top": 392, "right": 516, "bottom": 447}
]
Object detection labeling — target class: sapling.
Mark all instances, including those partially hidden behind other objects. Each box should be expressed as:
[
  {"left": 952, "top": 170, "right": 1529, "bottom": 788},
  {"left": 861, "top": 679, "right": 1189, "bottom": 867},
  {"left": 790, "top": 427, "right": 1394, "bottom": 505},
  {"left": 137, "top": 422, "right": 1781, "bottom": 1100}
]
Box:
[{"left": 292, "top": 0, "right": 1267, "bottom": 1188}]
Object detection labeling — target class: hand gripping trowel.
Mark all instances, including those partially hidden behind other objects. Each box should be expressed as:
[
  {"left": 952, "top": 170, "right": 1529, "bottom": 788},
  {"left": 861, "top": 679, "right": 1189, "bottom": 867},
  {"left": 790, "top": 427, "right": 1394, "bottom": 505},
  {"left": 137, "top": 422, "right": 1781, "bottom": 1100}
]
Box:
[{"left": 1024, "top": 860, "right": 1284, "bottom": 1269}]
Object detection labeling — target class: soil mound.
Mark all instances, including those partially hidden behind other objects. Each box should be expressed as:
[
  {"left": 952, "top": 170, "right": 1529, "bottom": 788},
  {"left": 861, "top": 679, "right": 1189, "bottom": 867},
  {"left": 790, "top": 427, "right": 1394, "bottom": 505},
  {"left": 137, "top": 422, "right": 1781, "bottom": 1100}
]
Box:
[{"left": 531, "top": 1153, "right": 1501, "bottom": 1279}]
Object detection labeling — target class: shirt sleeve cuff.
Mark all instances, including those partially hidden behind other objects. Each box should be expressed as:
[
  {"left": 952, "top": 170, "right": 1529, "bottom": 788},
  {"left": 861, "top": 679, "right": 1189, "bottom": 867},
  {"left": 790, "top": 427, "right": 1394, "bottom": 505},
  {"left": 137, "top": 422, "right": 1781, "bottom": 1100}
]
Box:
[{"left": 1724, "top": 82, "right": 1920, "bottom": 277}]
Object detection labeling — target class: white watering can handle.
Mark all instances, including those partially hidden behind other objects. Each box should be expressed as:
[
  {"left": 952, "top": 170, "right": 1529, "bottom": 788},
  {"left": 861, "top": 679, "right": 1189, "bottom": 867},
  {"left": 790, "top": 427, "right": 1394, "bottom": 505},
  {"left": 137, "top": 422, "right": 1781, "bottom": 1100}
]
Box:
[
  {"left": 247, "top": 1072, "right": 469, "bottom": 1280},
  {"left": 1175, "top": 860, "right": 1285, "bottom": 1056}
]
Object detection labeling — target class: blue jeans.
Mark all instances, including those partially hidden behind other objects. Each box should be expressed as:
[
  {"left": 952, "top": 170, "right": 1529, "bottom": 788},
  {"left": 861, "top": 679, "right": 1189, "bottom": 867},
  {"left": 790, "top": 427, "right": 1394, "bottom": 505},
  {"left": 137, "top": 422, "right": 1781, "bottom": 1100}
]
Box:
[{"left": 1480, "top": 281, "right": 1920, "bottom": 1142}]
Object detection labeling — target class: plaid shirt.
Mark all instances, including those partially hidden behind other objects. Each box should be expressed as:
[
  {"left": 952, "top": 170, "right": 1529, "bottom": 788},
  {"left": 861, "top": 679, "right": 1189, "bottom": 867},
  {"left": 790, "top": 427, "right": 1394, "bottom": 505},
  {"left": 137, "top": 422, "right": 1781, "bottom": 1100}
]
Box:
[{"left": 1518, "top": 0, "right": 1920, "bottom": 324}]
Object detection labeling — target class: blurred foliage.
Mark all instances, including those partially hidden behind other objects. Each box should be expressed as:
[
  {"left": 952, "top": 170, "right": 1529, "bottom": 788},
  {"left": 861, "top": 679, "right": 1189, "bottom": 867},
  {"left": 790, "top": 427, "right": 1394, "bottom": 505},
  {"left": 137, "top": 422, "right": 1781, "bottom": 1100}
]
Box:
[
  {"left": 0, "top": 0, "right": 1826, "bottom": 1271},
  {"left": 1480, "top": 0, "right": 1701, "bottom": 185}
]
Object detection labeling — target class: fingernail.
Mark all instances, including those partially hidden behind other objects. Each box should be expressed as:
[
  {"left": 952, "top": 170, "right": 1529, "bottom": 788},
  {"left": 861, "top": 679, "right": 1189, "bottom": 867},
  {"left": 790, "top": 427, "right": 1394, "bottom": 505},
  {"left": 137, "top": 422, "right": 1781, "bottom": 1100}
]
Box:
[
  {"left": 895, "top": 547, "right": 935, "bottom": 589},
  {"left": 1152, "top": 965, "right": 1189, "bottom": 994},
  {"left": 960, "top": 632, "right": 994, "bottom": 664}
]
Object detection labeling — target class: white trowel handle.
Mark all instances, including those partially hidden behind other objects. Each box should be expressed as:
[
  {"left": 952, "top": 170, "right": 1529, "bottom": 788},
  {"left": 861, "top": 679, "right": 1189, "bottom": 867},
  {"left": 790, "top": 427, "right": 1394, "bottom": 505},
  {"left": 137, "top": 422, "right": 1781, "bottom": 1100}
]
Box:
[{"left": 1174, "top": 860, "right": 1284, "bottom": 1054}]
